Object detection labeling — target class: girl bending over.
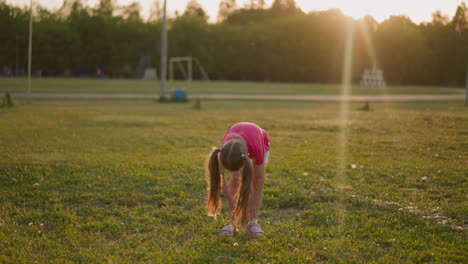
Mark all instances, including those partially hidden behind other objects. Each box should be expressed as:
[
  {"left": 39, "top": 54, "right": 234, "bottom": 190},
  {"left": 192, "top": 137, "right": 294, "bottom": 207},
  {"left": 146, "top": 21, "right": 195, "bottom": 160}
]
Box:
[{"left": 206, "top": 122, "right": 270, "bottom": 237}]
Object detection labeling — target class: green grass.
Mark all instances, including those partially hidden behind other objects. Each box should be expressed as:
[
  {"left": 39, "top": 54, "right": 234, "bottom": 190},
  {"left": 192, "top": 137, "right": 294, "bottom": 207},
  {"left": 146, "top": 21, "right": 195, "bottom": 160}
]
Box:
[
  {"left": 0, "top": 98, "right": 467, "bottom": 263},
  {"left": 1, "top": 77, "right": 465, "bottom": 95}
]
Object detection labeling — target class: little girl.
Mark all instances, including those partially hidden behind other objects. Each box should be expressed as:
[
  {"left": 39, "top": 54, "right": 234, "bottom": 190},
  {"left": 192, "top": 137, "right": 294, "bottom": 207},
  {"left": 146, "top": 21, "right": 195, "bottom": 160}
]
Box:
[{"left": 206, "top": 122, "right": 270, "bottom": 237}]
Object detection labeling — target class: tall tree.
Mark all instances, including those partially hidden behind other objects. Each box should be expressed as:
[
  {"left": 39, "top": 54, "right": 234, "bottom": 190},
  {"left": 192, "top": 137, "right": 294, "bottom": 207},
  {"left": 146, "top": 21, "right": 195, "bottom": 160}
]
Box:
[
  {"left": 120, "top": 2, "right": 142, "bottom": 21},
  {"left": 218, "top": 0, "right": 237, "bottom": 22},
  {"left": 57, "top": 0, "right": 76, "bottom": 18},
  {"left": 271, "top": 0, "right": 302, "bottom": 15},
  {"left": 184, "top": 0, "right": 208, "bottom": 21},
  {"left": 245, "top": 0, "right": 265, "bottom": 9},
  {"left": 449, "top": 2, "right": 468, "bottom": 85},
  {"left": 451, "top": 2, "right": 468, "bottom": 33},
  {"left": 96, "top": 0, "right": 115, "bottom": 17},
  {"left": 375, "top": 16, "right": 427, "bottom": 84},
  {"left": 148, "top": 0, "right": 163, "bottom": 22},
  {"left": 431, "top": 10, "right": 450, "bottom": 26}
]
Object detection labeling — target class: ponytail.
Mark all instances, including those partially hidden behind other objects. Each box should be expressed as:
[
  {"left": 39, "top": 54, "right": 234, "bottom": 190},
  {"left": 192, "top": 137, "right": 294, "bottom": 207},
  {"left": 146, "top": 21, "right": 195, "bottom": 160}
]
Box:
[
  {"left": 206, "top": 148, "right": 222, "bottom": 218},
  {"left": 232, "top": 155, "right": 253, "bottom": 227}
]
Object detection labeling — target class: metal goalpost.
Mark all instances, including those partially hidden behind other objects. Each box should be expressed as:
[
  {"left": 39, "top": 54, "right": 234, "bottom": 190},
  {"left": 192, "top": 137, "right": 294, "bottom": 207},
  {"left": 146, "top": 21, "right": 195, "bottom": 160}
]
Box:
[{"left": 169, "top": 57, "right": 210, "bottom": 82}]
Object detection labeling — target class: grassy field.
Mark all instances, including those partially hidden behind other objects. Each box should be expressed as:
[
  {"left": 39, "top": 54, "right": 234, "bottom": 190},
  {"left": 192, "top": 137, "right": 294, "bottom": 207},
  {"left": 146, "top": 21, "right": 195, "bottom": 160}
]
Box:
[
  {"left": 1, "top": 77, "right": 465, "bottom": 95},
  {"left": 0, "top": 98, "right": 467, "bottom": 263}
]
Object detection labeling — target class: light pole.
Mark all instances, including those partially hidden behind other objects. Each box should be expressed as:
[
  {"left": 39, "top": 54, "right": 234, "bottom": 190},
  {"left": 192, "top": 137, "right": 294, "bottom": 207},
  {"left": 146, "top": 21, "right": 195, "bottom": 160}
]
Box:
[
  {"left": 159, "top": 0, "right": 167, "bottom": 101},
  {"left": 27, "top": 0, "right": 33, "bottom": 101},
  {"left": 465, "top": 62, "right": 468, "bottom": 106},
  {"left": 15, "top": 35, "right": 19, "bottom": 77}
]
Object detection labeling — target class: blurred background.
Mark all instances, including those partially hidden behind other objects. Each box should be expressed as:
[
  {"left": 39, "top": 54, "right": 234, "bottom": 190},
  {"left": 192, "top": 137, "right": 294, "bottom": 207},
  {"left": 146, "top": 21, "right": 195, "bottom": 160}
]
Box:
[{"left": 1, "top": 0, "right": 467, "bottom": 86}]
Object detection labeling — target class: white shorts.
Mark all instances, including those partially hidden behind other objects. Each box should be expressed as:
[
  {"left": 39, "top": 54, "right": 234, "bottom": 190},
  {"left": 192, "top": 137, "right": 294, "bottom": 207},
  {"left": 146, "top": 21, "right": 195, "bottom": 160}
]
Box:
[{"left": 264, "top": 151, "right": 270, "bottom": 164}]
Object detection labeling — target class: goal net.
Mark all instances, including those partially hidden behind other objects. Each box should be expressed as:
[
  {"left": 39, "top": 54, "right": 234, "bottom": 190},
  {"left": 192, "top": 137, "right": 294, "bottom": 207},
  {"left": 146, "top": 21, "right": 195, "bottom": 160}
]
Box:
[{"left": 169, "top": 57, "right": 209, "bottom": 82}]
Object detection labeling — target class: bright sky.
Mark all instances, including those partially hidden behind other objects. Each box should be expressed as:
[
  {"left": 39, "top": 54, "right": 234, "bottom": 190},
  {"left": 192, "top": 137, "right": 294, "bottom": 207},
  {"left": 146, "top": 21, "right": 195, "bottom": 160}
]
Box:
[{"left": 6, "top": 0, "right": 466, "bottom": 23}]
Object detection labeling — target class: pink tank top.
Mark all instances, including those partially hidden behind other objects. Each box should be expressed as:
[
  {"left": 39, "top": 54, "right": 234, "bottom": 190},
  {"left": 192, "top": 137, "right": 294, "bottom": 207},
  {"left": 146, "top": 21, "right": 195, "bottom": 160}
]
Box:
[{"left": 221, "top": 122, "right": 270, "bottom": 165}]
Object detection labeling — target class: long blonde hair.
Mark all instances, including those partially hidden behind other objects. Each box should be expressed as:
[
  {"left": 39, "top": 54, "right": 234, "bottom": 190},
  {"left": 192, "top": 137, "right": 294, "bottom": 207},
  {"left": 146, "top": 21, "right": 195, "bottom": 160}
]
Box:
[{"left": 206, "top": 139, "right": 253, "bottom": 227}]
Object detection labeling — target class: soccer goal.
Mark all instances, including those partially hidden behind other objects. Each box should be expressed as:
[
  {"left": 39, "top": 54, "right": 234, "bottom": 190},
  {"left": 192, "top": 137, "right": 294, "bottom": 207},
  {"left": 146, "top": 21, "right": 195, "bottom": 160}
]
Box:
[{"left": 169, "top": 57, "right": 209, "bottom": 82}]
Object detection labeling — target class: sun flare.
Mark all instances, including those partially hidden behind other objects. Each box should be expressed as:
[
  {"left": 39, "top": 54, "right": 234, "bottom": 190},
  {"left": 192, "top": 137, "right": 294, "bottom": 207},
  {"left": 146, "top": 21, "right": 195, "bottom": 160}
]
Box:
[{"left": 6, "top": 0, "right": 464, "bottom": 23}]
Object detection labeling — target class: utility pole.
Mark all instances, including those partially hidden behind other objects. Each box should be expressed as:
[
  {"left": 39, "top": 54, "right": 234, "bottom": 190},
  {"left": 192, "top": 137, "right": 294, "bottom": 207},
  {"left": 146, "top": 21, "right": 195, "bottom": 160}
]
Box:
[
  {"left": 159, "top": 0, "right": 167, "bottom": 100},
  {"left": 465, "top": 62, "right": 468, "bottom": 106},
  {"left": 15, "top": 35, "right": 19, "bottom": 77},
  {"left": 188, "top": 57, "right": 192, "bottom": 83},
  {"left": 27, "top": 0, "right": 33, "bottom": 102}
]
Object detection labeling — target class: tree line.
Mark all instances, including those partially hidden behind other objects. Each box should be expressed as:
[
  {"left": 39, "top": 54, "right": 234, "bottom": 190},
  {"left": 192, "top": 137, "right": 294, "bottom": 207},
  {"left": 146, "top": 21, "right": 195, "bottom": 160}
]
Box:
[{"left": 1, "top": 0, "right": 467, "bottom": 86}]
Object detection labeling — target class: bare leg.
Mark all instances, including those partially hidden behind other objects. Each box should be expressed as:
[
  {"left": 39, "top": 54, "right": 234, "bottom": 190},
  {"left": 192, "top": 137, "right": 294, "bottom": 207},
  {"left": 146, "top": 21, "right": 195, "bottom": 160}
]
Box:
[
  {"left": 220, "top": 170, "right": 241, "bottom": 236},
  {"left": 250, "top": 163, "right": 266, "bottom": 220}
]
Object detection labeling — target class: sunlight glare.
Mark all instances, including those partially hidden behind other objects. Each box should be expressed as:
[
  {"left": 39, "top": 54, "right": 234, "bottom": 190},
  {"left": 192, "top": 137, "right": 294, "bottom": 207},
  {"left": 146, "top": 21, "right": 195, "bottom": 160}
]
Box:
[{"left": 336, "top": 18, "right": 354, "bottom": 229}]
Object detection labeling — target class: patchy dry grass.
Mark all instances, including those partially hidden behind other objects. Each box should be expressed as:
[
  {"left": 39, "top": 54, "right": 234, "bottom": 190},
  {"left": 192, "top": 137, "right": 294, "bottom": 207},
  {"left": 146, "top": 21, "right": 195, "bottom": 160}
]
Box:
[{"left": 0, "top": 98, "right": 466, "bottom": 263}]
